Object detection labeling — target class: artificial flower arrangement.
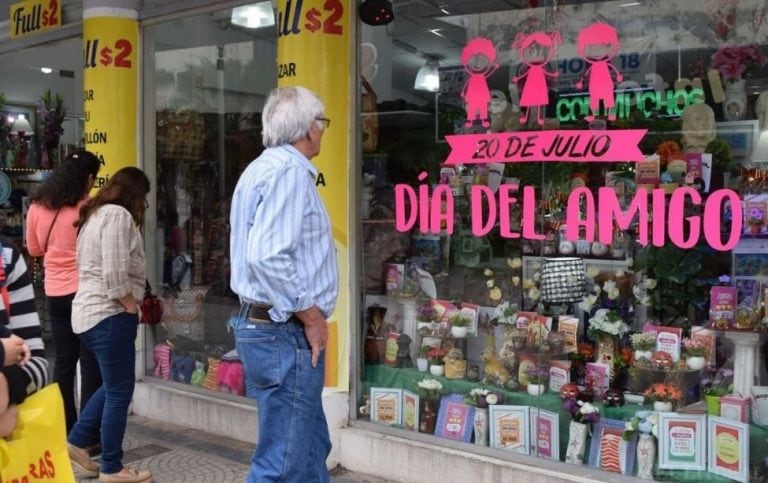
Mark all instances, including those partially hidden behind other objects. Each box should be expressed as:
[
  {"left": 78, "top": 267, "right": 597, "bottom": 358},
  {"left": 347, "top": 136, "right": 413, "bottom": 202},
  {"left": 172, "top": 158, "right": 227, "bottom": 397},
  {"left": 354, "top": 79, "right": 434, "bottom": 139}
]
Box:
[
  {"left": 493, "top": 301, "right": 518, "bottom": 325},
  {"left": 464, "top": 387, "right": 504, "bottom": 408},
  {"left": 427, "top": 347, "right": 448, "bottom": 366},
  {"left": 622, "top": 410, "right": 659, "bottom": 441},
  {"left": 702, "top": 366, "right": 734, "bottom": 397},
  {"left": 656, "top": 140, "right": 682, "bottom": 165},
  {"left": 643, "top": 382, "right": 683, "bottom": 404},
  {"left": 682, "top": 337, "right": 708, "bottom": 358},
  {"left": 632, "top": 277, "right": 657, "bottom": 308},
  {"left": 524, "top": 364, "right": 550, "bottom": 386},
  {"left": 580, "top": 275, "right": 632, "bottom": 341},
  {"left": 562, "top": 398, "right": 600, "bottom": 425},
  {"left": 417, "top": 377, "right": 443, "bottom": 400},
  {"left": 711, "top": 44, "right": 768, "bottom": 82},
  {"left": 417, "top": 303, "right": 438, "bottom": 324},
  {"left": 484, "top": 257, "right": 524, "bottom": 303},
  {"left": 37, "top": 89, "right": 66, "bottom": 158},
  {"left": 630, "top": 333, "right": 657, "bottom": 353}
]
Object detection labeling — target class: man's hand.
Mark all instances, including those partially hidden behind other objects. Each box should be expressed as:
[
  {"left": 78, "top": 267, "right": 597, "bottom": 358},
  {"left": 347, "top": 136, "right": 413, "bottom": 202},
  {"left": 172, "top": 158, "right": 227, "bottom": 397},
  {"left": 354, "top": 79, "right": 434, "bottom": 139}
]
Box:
[
  {"left": 2, "top": 335, "right": 29, "bottom": 366},
  {"left": 295, "top": 306, "right": 328, "bottom": 368}
]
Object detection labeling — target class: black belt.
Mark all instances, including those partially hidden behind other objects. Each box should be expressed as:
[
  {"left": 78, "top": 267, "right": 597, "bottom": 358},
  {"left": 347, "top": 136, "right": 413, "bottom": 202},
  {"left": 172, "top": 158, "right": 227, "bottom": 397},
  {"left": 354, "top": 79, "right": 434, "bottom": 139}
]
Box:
[{"left": 242, "top": 303, "right": 273, "bottom": 321}]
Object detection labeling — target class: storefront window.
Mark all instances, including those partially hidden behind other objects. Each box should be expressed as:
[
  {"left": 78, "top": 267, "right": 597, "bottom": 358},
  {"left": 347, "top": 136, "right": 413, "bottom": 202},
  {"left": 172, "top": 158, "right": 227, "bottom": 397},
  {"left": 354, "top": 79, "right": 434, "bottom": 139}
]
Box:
[
  {"left": 359, "top": 1, "right": 768, "bottom": 480},
  {"left": 144, "top": 7, "right": 276, "bottom": 397}
]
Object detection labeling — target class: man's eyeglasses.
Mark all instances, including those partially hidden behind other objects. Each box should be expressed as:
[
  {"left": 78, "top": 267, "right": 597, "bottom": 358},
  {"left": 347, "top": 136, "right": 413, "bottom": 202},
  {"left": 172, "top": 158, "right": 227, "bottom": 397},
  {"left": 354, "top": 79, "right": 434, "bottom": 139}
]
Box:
[{"left": 315, "top": 117, "right": 331, "bottom": 129}]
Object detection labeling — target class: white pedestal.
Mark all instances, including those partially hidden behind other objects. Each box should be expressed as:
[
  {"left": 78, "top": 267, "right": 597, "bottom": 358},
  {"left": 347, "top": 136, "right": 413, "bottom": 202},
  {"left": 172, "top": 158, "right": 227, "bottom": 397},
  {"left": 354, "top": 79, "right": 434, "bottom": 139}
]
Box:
[
  {"left": 724, "top": 331, "right": 762, "bottom": 397},
  {"left": 399, "top": 298, "right": 419, "bottom": 361}
]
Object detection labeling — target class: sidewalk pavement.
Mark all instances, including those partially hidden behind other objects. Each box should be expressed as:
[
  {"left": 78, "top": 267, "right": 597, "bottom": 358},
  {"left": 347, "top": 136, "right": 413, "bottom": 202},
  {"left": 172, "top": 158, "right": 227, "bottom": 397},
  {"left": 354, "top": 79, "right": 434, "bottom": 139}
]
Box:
[{"left": 74, "top": 415, "right": 393, "bottom": 483}]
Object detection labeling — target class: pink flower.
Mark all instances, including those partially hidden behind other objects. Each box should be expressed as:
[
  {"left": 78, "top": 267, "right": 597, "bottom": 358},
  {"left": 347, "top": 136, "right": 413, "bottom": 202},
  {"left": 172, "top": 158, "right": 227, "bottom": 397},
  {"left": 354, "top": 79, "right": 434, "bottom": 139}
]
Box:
[{"left": 711, "top": 44, "right": 767, "bottom": 81}]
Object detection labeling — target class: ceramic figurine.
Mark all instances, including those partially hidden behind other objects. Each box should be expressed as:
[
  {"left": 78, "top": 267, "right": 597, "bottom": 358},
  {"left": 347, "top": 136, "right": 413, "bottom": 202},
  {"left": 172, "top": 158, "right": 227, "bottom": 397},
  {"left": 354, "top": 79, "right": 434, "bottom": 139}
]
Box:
[
  {"left": 396, "top": 334, "right": 413, "bottom": 368},
  {"left": 604, "top": 388, "right": 625, "bottom": 407},
  {"left": 481, "top": 347, "right": 512, "bottom": 386},
  {"left": 559, "top": 383, "right": 580, "bottom": 400}
]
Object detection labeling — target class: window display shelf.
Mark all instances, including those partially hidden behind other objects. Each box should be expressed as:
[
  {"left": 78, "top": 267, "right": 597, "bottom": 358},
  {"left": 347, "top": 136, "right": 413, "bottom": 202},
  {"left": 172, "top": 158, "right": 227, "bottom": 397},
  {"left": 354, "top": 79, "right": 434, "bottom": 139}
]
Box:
[{"left": 363, "top": 364, "right": 768, "bottom": 479}]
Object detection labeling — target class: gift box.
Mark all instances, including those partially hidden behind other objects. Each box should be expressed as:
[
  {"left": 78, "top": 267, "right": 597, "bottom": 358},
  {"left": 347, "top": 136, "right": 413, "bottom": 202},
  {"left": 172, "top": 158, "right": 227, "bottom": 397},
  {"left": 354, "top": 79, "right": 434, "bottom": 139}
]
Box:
[
  {"left": 751, "top": 386, "right": 768, "bottom": 426},
  {"left": 720, "top": 393, "right": 750, "bottom": 423}
]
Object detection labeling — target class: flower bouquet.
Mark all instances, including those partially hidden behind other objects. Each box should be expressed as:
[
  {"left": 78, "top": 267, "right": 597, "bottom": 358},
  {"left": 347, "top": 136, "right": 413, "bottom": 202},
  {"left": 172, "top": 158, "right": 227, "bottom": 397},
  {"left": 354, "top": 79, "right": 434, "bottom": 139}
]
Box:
[
  {"left": 580, "top": 278, "right": 632, "bottom": 341},
  {"left": 623, "top": 410, "right": 659, "bottom": 440},
  {"left": 493, "top": 301, "right": 518, "bottom": 325},
  {"left": 711, "top": 44, "right": 768, "bottom": 82},
  {"left": 427, "top": 347, "right": 448, "bottom": 366},
  {"left": 36, "top": 89, "right": 66, "bottom": 167},
  {"left": 563, "top": 398, "right": 600, "bottom": 425},
  {"left": 416, "top": 377, "right": 443, "bottom": 400},
  {"left": 464, "top": 387, "right": 503, "bottom": 408}
]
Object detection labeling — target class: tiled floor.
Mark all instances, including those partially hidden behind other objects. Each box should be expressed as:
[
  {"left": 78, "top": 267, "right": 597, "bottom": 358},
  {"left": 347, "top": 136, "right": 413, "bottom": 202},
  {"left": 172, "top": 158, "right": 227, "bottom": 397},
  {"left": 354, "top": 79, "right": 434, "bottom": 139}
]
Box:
[{"left": 73, "top": 415, "right": 394, "bottom": 483}]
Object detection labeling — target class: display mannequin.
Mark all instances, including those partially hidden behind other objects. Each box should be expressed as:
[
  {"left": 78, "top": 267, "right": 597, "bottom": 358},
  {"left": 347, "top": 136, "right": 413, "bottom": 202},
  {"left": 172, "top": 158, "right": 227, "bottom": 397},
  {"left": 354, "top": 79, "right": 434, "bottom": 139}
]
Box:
[{"left": 681, "top": 103, "right": 716, "bottom": 153}]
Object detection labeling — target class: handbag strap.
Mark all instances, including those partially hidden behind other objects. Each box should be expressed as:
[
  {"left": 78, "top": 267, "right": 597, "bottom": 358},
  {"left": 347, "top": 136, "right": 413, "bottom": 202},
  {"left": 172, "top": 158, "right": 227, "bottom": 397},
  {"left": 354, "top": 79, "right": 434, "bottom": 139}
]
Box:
[{"left": 42, "top": 209, "right": 62, "bottom": 254}]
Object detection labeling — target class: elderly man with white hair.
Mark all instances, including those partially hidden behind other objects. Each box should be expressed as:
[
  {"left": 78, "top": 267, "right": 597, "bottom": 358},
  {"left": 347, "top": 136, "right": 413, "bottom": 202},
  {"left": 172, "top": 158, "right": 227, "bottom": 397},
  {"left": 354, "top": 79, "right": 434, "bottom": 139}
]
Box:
[{"left": 230, "top": 86, "right": 338, "bottom": 483}]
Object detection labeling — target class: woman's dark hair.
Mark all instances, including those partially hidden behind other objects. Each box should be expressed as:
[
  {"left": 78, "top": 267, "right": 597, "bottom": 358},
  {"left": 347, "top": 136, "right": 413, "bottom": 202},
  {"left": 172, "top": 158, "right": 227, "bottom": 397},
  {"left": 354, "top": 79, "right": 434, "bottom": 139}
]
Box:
[
  {"left": 32, "top": 150, "right": 101, "bottom": 209},
  {"left": 76, "top": 167, "right": 150, "bottom": 230}
]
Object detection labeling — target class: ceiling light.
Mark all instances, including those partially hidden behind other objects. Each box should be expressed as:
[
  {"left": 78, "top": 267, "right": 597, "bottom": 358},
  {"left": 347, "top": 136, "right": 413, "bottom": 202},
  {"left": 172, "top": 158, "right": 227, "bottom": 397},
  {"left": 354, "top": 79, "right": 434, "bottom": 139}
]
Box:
[
  {"left": 231, "top": 2, "right": 275, "bottom": 29},
  {"left": 414, "top": 59, "right": 440, "bottom": 92},
  {"left": 40, "top": 67, "right": 53, "bottom": 74},
  {"left": 360, "top": 0, "right": 394, "bottom": 26}
]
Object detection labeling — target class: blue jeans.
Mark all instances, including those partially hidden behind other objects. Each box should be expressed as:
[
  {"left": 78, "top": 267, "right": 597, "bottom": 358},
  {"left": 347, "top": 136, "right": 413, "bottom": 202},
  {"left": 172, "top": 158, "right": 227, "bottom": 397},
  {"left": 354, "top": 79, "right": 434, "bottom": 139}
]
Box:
[
  {"left": 68, "top": 312, "right": 138, "bottom": 474},
  {"left": 235, "top": 316, "right": 330, "bottom": 483}
]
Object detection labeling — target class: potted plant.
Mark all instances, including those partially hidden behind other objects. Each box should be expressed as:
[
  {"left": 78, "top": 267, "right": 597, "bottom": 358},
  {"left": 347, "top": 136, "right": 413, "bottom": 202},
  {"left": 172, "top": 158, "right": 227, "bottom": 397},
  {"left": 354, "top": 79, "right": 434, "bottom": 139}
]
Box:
[
  {"left": 525, "top": 364, "right": 549, "bottom": 396},
  {"left": 416, "top": 345, "right": 430, "bottom": 372},
  {"left": 748, "top": 206, "right": 765, "bottom": 235},
  {"left": 643, "top": 382, "right": 683, "bottom": 412},
  {"left": 682, "top": 337, "right": 708, "bottom": 370},
  {"left": 630, "top": 333, "right": 656, "bottom": 361},
  {"left": 449, "top": 311, "right": 471, "bottom": 338},
  {"left": 416, "top": 302, "right": 438, "bottom": 334},
  {"left": 427, "top": 347, "right": 448, "bottom": 377},
  {"left": 702, "top": 366, "right": 734, "bottom": 416}
]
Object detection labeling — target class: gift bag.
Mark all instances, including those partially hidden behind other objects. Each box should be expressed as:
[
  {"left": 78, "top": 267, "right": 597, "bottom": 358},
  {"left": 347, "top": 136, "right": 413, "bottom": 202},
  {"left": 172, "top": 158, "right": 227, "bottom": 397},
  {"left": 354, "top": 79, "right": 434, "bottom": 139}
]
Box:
[
  {"left": 361, "top": 76, "right": 379, "bottom": 153},
  {"left": 0, "top": 384, "right": 76, "bottom": 482}
]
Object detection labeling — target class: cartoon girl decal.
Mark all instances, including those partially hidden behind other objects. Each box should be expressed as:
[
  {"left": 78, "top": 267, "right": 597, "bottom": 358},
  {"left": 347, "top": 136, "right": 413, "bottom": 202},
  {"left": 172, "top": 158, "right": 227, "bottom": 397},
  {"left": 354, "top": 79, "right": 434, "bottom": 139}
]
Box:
[
  {"left": 460, "top": 37, "right": 500, "bottom": 128},
  {"left": 511, "top": 31, "right": 561, "bottom": 126},
  {"left": 575, "top": 23, "right": 623, "bottom": 122}
]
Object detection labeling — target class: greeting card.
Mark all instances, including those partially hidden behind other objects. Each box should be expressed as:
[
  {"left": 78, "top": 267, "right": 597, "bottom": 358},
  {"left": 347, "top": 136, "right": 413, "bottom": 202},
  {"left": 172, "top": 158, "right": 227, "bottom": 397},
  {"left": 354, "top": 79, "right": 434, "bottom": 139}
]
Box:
[
  {"left": 585, "top": 362, "right": 610, "bottom": 398},
  {"left": 710, "top": 286, "right": 737, "bottom": 329},
  {"left": 435, "top": 394, "right": 474, "bottom": 442},
  {"left": 549, "top": 360, "right": 571, "bottom": 393},
  {"left": 516, "top": 311, "right": 537, "bottom": 330},
  {"left": 558, "top": 316, "right": 579, "bottom": 353},
  {"left": 656, "top": 326, "right": 682, "bottom": 361},
  {"left": 636, "top": 155, "right": 660, "bottom": 189}
]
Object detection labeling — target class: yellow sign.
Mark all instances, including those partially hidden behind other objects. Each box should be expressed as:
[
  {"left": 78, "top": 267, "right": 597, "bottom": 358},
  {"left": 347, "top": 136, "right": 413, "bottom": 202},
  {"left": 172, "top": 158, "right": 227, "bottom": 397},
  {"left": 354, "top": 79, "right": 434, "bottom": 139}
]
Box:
[
  {"left": 9, "top": 0, "right": 61, "bottom": 38},
  {"left": 276, "top": 0, "right": 350, "bottom": 390},
  {"left": 82, "top": 14, "right": 138, "bottom": 191}
]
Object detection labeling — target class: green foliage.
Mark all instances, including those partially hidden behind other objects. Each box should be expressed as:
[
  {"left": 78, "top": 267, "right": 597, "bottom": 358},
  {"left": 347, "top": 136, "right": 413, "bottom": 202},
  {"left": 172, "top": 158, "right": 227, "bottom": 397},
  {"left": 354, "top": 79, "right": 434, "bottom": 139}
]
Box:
[
  {"left": 634, "top": 245, "right": 708, "bottom": 327},
  {"left": 705, "top": 138, "right": 737, "bottom": 173}
]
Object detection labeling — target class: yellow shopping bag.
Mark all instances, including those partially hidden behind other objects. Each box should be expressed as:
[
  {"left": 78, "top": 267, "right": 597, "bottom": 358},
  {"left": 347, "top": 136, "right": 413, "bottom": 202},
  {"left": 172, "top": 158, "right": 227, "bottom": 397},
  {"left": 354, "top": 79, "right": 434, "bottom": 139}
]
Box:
[{"left": 0, "top": 383, "right": 75, "bottom": 483}]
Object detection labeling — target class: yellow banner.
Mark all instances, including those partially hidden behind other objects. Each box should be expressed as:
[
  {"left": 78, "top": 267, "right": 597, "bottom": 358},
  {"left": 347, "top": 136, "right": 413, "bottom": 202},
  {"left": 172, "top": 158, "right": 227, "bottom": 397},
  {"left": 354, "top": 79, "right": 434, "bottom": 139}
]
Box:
[
  {"left": 9, "top": 0, "right": 61, "bottom": 38},
  {"left": 276, "top": 0, "right": 350, "bottom": 390},
  {"left": 82, "top": 14, "right": 138, "bottom": 192}
]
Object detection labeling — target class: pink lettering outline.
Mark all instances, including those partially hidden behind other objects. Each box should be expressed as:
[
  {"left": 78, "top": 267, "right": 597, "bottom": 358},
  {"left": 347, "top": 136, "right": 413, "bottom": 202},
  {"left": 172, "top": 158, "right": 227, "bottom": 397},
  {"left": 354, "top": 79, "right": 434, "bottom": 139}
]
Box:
[
  {"left": 512, "top": 31, "right": 562, "bottom": 126},
  {"left": 575, "top": 23, "right": 623, "bottom": 122}
]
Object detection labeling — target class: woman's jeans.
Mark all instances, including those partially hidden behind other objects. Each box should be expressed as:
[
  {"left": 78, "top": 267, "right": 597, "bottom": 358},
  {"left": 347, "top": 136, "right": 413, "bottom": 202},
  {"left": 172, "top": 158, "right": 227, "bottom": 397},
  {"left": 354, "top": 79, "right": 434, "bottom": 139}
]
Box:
[
  {"left": 68, "top": 312, "right": 138, "bottom": 474},
  {"left": 235, "top": 316, "right": 330, "bottom": 483},
  {"left": 48, "top": 293, "right": 102, "bottom": 433}
]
